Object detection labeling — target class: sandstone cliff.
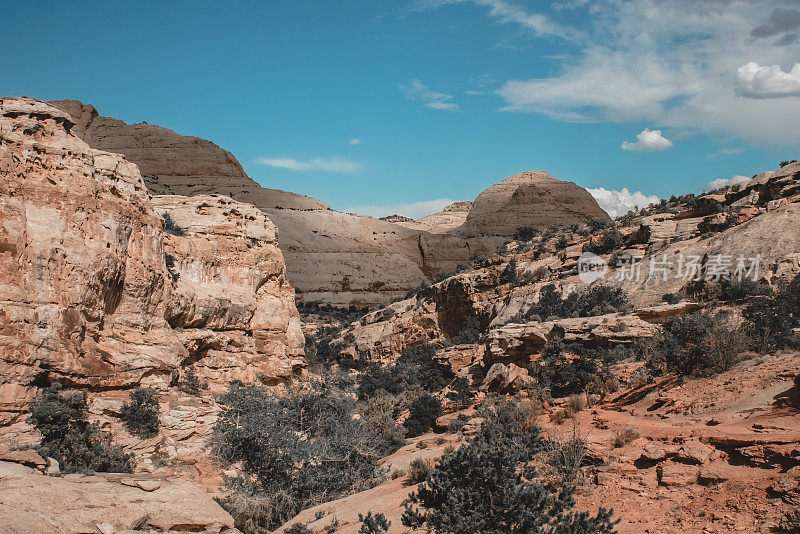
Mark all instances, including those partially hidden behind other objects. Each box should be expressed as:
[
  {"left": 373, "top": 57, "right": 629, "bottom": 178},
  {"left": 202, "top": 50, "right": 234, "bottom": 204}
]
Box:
[
  {"left": 48, "top": 101, "right": 610, "bottom": 307},
  {"left": 0, "top": 98, "right": 304, "bottom": 423}
]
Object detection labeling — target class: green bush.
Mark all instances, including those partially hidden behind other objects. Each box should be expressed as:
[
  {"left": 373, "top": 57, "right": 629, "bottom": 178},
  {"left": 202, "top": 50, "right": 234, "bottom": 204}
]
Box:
[
  {"left": 525, "top": 284, "right": 630, "bottom": 321},
  {"left": 531, "top": 338, "right": 612, "bottom": 399},
  {"left": 401, "top": 399, "right": 617, "bottom": 533},
  {"left": 214, "top": 382, "right": 387, "bottom": 531},
  {"left": 408, "top": 457, "right": 433, "bottom": 485},
  {"left": 404, "top": 393, "right": 442, "bottom": 438},
  {"left": 120, "top": 387, "right": 160, "bottom": 438},
  {"left": 359, "top": 511, "right": 391, "bottom": 534},
  {"left": 743, "top": 274, "right": 800, "bottom": 350},
  {"left": 646, "top": 311, "right": 747, "bottom": 377},
  {"left": 500, "top": 258, "right": 519, "bottom": 285},
  {"left": 179, "top": 366, "right": 207, "bottom": 395},
  {"left": 28, "top": 384, "right": 133, "bottom": 474},
  {"left": 356, "top": 344, "right": 453, "bottom": 400},
  {"left": 513, "top": 226, "right": 539, "bottom": 241},
  {"left": 583, "top": 227, "right": 624, "bottom": 254}
]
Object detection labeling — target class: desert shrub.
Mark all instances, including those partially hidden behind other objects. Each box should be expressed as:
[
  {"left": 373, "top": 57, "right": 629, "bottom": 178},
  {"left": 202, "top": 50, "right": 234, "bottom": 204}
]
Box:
[
  {"left": 214, "top": 381, "right": 387, "bottom": 530},
  {"left": 555, "top": 234, "right": 570, "bottom": 250},
  {"left": 500, "top": 258, "right": 519, "bottom": 285},
  {"left": 120, "top": 387, "right": 160, "bottom": 439},
  {"left": 28, "top": 384, "right": 133, "bottom": 474},
  {"left": 588, "top": 217, "right": 613, "bottom": 233},
  {"left": 613, "top": 427, "right": 641, "bottom": 448},
  {"left": 545, "top": 432, "right": 587, "bottom": 485},
  {"left": 448, "top": 413, "right": 470, "bottom": 433},
  {"left": 401, "top": 398, "right": 617, "bottom": 533},
  {"left": 661, "top": 292, "right": 682, "bottom": 304},
  {"left": 531, "top": 338, "right": 612, "bottom": 399},
  {"left": 719, "top": 279, "right": 771, "bottom": 302},
  {"left": 359, "top": 511, "right": 391, "bottom": 534},
  {"left": 285, "top": 523, "right": 313, "bottom": 534},
  {"left": 161, "top": 212, "right": 183, "bottom": 236},
  {"left": 526, "top": 284, "right": 630, "bottom": 321},
  {"left": 179, "top": 366, "right": 207, "bottom": 395},
  {"left": 357, "top": 343, "right": 453, "bottom": 400},
  {"left": 567, "top": 394, "right": 586, "bottom": 414},
  {"left": 444, "top": 377, "right": 472, "bottom": 406},
  {"left": 404, "top": 393, "right": 443, "bottom": 437},
  {"left": 357, "top": 395, "right": 407, "bottom": 454},
  {"left": 646, "top": 311, "right": 747, "bottom": 377},
  {"left": 742, "top": 273, "right": 800, "bottom": 350},
  {"left": 408, "top": 458, "right": 433, "bottom": 485},
  {"left": 514, "top": 225, "right": 539, "bottom": 241},
  {"left": 584, "top": 227, "right": 625, "bottom": 254},
  {"left": 446, "top": 317, "right": 482, "bottom": 346}
]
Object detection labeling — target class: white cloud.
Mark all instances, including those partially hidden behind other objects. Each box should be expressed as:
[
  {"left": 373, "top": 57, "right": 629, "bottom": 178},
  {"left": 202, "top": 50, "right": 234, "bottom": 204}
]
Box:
[
  {"left": 400, "top": 79, "right": 460, "bottom": 111},
  {"left": 349, "top": 138, "right": 361, "bottom": 145},
  {"left": 707, "top": 147, "right": 746, "bottom": 158},
  {"left": 704, "top": 174, "right": 750, "bottom": 192},
  {"left": 587, "top": 187, "right": 660, "bottom": 218},
  {"left": 489, "top": 0, "right": 800, "bottom": 145},
  {"left": 256, "top": 157, "right": 361, "bottom": 174},
  {"left": 735, "top": 62, "right": 800, "bottom": 99},
  {"left": 417, "top": 0, "right": 578, "bottom": 40},
  {"left": 344, "top": 198, "right": 456, "bottom": 219},
  {"left": 621, "top": 128, "right": 674, "bottom": 152}
]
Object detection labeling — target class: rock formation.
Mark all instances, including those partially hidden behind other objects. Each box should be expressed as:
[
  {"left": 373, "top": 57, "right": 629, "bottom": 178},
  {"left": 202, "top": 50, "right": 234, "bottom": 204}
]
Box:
[
  {"left": 0, "top": 97, "right": 304, "bottom": 423},
  {"left": 48, "top": 101, "right": 612, "bottom": 307},
  {"left": 50, "top": 99, "right": 326, "bottom": 211},
  {"left": 456, "top": 171, "right": 610, "bottom": 237},
  {"left": 152, "top": 194, "right": 305, "bottom": 388},
  {"left": 0, "top": 460, "right": 237, "bottom": 533},
  {"left": 396, "top": 201, "right": 473, "bottom": 233}
]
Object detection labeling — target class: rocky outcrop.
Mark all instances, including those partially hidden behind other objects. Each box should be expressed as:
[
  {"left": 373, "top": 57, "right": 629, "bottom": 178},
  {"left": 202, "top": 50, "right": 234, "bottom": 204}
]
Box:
[
  {"left": 152, "top": 195, "right": 305, "bottom": 388},
  {"left": 397, "top": 201, "right": 473, "bottom": 233},
  {"left": 0, "top": 97, "right": 304, "bottom": 423},
  {"left": 0, "top": 461, "right": 237, "bottom": 533},
  {"left": 49, "top": 99, "right": 326, "bottom": 211},
  {"left": 456, "top": 171, "right": 610, "bottom": 237}
]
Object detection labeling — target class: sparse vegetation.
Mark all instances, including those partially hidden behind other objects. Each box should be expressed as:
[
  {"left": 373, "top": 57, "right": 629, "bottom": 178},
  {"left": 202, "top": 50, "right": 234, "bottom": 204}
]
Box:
[
  {"left": 28, "top": 384, "right": 133, "bottom": 474},
  {"left": 359, "top": 511, "right": 391, "bottom": 534},
  {"left": 408, "top": 458, "right": 433, "bottom": 485},
  {"left": 522, "top": 283, "right": 630, "bottom": 321},
  {"left": 214, "top": 381, "right": 388, "bottom": 531},
  {"left": 742, "top": 273, "right": 800, "bottom": 350},
  {"left": 544, "top": 431, "right": 587, "bottom": 485},
  {"left": 179, "top": 366, "right": 208, "bottom": 395},
  {"left": 404, "top": 393, "right": 443, "bottom": 438},
  {"left": 401, "top": 398, "right": 617, "bottom": 533},
  {"left": 120, "top": 387, "right": 160, "bottom": 438},
  {"left": 645, "top": 311, "right": 748, "bottom": 377}
]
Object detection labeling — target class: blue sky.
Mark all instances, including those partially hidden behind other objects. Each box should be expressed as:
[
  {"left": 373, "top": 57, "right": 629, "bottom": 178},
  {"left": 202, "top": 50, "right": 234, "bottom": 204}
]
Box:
[{"left": 3, "top": 0, "right": 800, "bottom": 217}]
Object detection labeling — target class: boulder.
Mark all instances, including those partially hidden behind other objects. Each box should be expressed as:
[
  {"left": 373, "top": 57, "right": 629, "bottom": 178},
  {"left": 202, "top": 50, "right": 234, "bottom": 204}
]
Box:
[
  {"left": 675, "top": 440, "right": 715, "bottom": 465},
  {"left": 657, "top": 463, "right": 698, "bottom": 487}
]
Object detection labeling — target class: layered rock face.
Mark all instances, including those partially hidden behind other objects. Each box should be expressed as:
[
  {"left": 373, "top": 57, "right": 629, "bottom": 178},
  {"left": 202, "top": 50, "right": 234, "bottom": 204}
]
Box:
[
  {"left": 0, "top": 98, "right": 304, "bottom": 423},
  {"left": 396, "top": 201, "right": 473, "bottom": 233},
  {"left": 50, "top": 99, "right": 326, "bottom": 211},
  {"left": 152, "top": 195, "right": 305, "bottom": 387},
  {"left": 457, "top": 171, "right": 610, "bottom": 237}
]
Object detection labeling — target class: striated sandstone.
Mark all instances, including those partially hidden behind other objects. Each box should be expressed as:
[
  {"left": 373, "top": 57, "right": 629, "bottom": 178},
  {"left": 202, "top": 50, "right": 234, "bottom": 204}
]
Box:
[
  {"left": 396, "top": 201, "right": 473, "bottom": 233},
  {"left": 152, "top": 194, "right": 305, "bottom": 388},
  {"left": 456, "top": 171, "right": 610, "bottom": 237},
  {"left": 0, "top": 97, "right": 304, "bottom": 424}
]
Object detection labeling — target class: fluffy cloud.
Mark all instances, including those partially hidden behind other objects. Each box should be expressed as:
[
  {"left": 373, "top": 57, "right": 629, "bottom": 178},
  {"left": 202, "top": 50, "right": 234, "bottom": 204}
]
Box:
[
  {"left": 349, "top": 138, "right": 361, "bottom": 145},
  {"left": 587, "top": 187, "right": 660, "bottom": 218},
  {"left": 344, "top": 198, "right": 456, "bottom": 219},
  {"left": 735, "top": 62, "right": 800, "bottom": 99},
  {"left": 704, "top": 174, "right": 750, "bottom": 192},
  {"left": 400, "top": 79, "right": 460, "bottom": 111},
  {"left": 621, "top": 129, "right": 674, "bottom": 152},
  {"left": 486, "top": 0, "right": 800, "bottom": 145},
  {"left": 256, "top": 157, "right": 361, "bottom": 174}
]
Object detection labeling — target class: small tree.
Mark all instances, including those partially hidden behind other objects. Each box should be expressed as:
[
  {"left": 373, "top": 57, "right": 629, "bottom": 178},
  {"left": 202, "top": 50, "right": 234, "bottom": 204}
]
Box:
[
  {"left": 500, "top": 259, "right": 519, "bottom": 285},
  {"left": 404, "top": 393, "right": 442, "bottom": 438},
  {"left": 359, "top": 511, "right": 391, "bottom": 534},
  {"left": 402, "top": 399, "right": 617, "bottom": 533},
  {"left": 120, "top": 387, "right": 160, "bottom": 438},
  {"left": 28, "top": 384, "right": 133, "bottom": 474}
]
